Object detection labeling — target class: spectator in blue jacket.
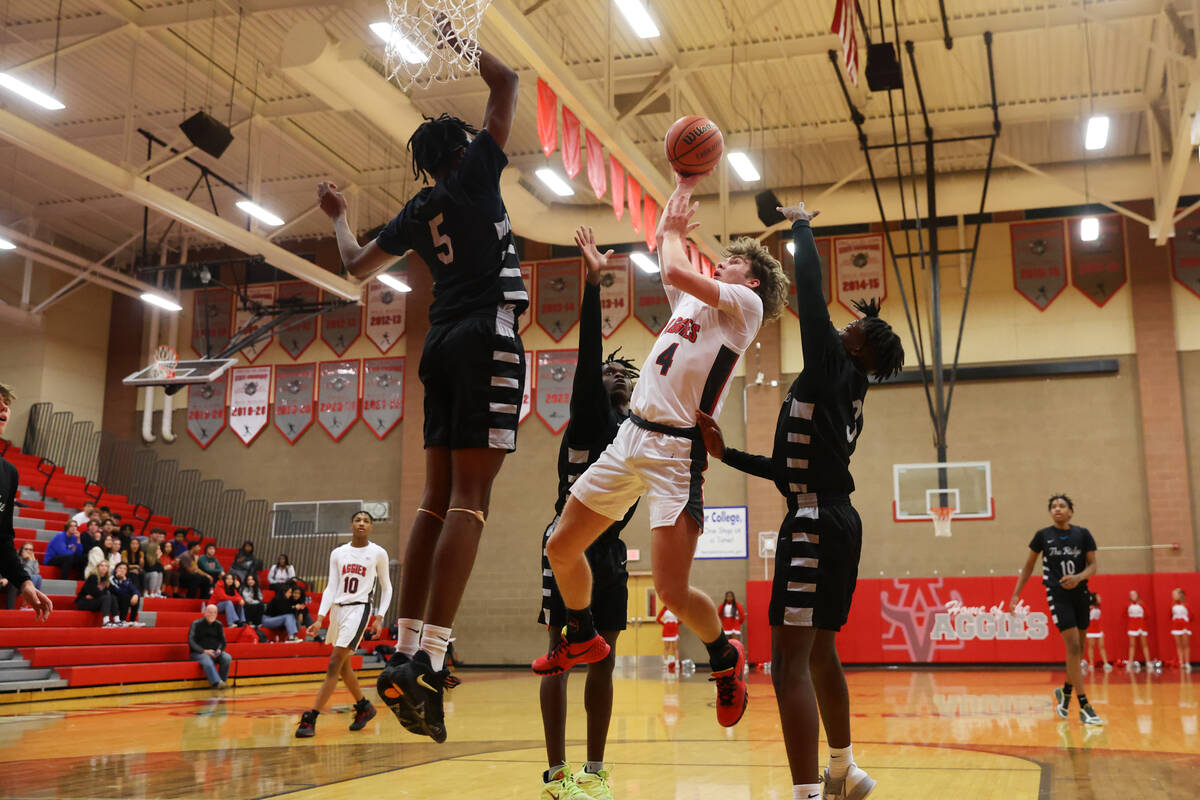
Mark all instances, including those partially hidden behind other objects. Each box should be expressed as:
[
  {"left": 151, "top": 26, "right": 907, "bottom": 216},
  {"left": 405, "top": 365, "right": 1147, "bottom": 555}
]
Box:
[{"left": 44, "top": 521, "right": 85, "bottom": 579}]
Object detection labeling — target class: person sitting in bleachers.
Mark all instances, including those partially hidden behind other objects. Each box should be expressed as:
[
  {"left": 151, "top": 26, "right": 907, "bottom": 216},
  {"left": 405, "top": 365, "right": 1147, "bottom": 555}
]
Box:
[
  {"left": 197, "top": 543, "right": 224, "bottom": 585},
  {"left": 169, "top": 529, "right": 191, "bottom": 559},
  {"left": 84, "top": 534, "right": 121, "bottom": 580},
  {"left": 44, "top": 521, "right": 85, "bottom": 579},
  {"left": 177, "top": 542, "right": 213, "bottom": 599},
  {"left": 109, "top": 562, "right": 142, "bottom": 627},
  {"left": 268, "top": 554, "right": 296, "bottom": 591},
  {"left": 141, "top": 529, "right": 167, "bottom": 597},
  {"left": 70, "top": 500, "right": 96, "bottom": 529},
  {"left": 189, "top": 604, "right": 232, "bottom": 689},
  {"left": 261, "top": 585, "right": 302, "bottom": 641},
  {"left": 212, "top": 572, "right": 247, "bottom": 626},
  {"left": 80, "top": 520, "right": 103, "bottom": 558},
  {"left": 240, "top": 573, "right": 265, "bottom": 627},
  {"left": 229, "top": 541, "right": 263, "bottom": 582},
  {"left": 76, "top": 560, "right": 120, "bottom": 628},
  {"left": 4, "top": 542, "right": 43, "bottom": 609},
  {"left": 289, "top": 581, "right": 316, "bottom": 629},
  {"left": 115, "top": 522, "right": 135, "bottom": 554},
  {"left": 121, "top": 536, "right": 146, "bottom": 593}
]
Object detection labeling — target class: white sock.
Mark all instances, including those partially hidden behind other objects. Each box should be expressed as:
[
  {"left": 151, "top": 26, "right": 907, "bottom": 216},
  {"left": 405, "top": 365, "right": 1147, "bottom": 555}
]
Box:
[
  {"left": 793, "top": 783, "right": 821, "bottom": 799},
  {"left": 421, "top": 624, "right": 452, "bottom": 671},
  {"left": 397, "top": 618, "right": 422, "bottom": 657},
  {"left": 828, "top": 744, "right": 853, "bottom": 779},
  {"left": 584, "top": 761, "right": 604, "bottom": 773}
]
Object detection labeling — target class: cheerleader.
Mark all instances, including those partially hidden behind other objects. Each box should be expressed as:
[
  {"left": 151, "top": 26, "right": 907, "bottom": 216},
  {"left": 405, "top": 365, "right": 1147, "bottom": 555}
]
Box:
[
  {"left": 719, "top": 590, "right": 747, "bottom": 640},
  {"left": 1084, "top": 592, "right": 1111, "bottom": 672},
  {"left": 1127, "top": 590, "right": 1153, "bottom": 669},
  {"left": 657, "top": 605, "right": 680, "bottom": 673},
  {"left": 1171, "top": 588, "right": 1191, "bottom": 672}
]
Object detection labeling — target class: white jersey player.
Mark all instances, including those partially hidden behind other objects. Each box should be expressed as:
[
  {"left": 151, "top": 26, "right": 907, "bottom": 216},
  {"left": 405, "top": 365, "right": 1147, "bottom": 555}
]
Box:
[
  {"left": 534, "top": 177, "right": 790, "bottom": 731},
  {"left": 297, "top": 510, "right": 392, "bottom": 738}
]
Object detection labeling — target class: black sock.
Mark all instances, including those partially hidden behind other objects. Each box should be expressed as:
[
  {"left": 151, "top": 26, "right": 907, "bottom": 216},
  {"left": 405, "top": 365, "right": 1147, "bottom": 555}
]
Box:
[
  {"left": 1076, "top": 693, "right": 1089, "bottom": 708},
  {"left": 565, "top": 607, "right": 595, "bottom": 643},
  {"left": 1061, "top": 682, "right": 1073, "bottom": 700},
  {"left": 705, "top": 633, "right": 737, "bottom": 671}
]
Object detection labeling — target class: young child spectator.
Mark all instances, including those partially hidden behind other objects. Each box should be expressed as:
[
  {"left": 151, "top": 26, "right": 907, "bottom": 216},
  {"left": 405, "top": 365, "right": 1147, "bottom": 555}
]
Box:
[
  {"left": 197, "top": 543, "right": 224, "bottom": 584},
  {"left": 44, "top": 521, "right": 85, "bottom": 579},
  {"left": 212, "top": 572, "right": 247, "bottom": 626},
  {"left": 268, "top": 554, "right": 295, "bottom": 591},
  {"left": 241, "top": 573, "right": 265, "bottom": 626},
  {"left": 262, "top": 585, "right": 301, "bottom": 641},
  {"left": 110, "top": 562, "right": 142, "bottom": 627},
  {"left": 229, "top": 541, "right": 263, "bottom": 582},
  {"left": 76, "top": 560, "right": 119, "bottom": 628}
]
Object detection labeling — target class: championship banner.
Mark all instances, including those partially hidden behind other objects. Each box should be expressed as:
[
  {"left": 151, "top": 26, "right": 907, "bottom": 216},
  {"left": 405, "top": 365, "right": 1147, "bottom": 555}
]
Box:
[
  {"left": 186, "top": 374, "right": 227, "bottom": 449},
  {"left": 834, "top": 234, "right": 887, "bottom": 317},
  {"left": 277, "top": 282, "right": 319, "bottom": 359},
  {"left": 1010, "top": 220, "right": 1068, "bottom": 310},
  {"left": 190, "top": 287, "right": 232, "bottom": 357},
  {"left": 321, "top": 294, "right": 363, "bottom": 356},
  {"left": 536, "top": 349, "right": 577, "bottom": 434},
  {"left": 633, "top": 263, "right": 671, "bottom": 334},
  {"left": 536, "top": 258, "right": 582, "bottom": 341},
  {"left": 317, "top": 360, "right": 360, "bottom": 441},
  {"left": 1170, "top": 211, "right": 1200, "bottom": 300},
  {"left": 784, "top": 236, "right": 833, "bottom": 317},
  {"left": 598, "top": 255, "right": 631, "bottom": 337},
  {"left": 234, "top": 284, "right": 276, "bottom": 362},
  {"left": 519, "top": 263, "right": 534, "bottom": 334},
  {"left": 229, "top": 365, "right": 271, "bottom": 446},
  {"left": 273, "top": 363, "right": 315, "bottom": 444},
  {"left": 365, "top": 278, "right": 406, "bottom": 353},
  {"left": 362, "top": 357, "right": 405, "bottom": 439},
  {"left": 521, "top": 350, "right": 533, "bottom": 423},
  {"left": 1069, "top": 215, "right": 1126, "bottom": 307}
]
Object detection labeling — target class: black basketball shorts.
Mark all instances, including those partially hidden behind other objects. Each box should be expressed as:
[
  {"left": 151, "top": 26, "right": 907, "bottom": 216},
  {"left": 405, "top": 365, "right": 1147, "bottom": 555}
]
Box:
[
  {"left": 768, "top": 501, "right": 862, "bottom": 631},
  {"left": 419, "top": 305, "right": 525, "bottom": 451},
  {"left": 539, "top": 515, "right": 629, "bottom": 632},
  {"left": 1045, "top": 586, "right": 1091, "bottom": 633}
]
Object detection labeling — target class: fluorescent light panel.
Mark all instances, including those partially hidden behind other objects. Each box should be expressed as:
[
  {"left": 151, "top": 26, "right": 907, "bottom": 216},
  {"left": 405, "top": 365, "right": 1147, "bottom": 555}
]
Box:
[
  {"left": 369, "top": 22, "right": 430, "bottom": 64},
  {"left": 140, "top": 292, "right": 182, "bottom": 312},
  {"left": 614, "top": 0, "right": 660, "bottom": 38},
  {"left": 630, "top": 252, "right": 659, "bottom": 273},
  {"left": 0, "top": 236, "right": 15, "bottom": 250},
  {"left": 535, "top": 167, "right": 575, "bottom": 197},
  {"left": 377, "top": 273, "right": 412, "bottom": 293},
  {"left": 0, "top": 72, "right": 65, "bottom": 110},
  {"left": 236, "top": 200, "right": 285, "bottom": 227},
  {"left": 727, "top": 151, "right": 761, "bottom": 182},
  {"left": 1079, "top": 217, "right": 1100, "bottom": 242},
  {"left": 1084, "top": 115, "right": 1109, "bottom": 151}
]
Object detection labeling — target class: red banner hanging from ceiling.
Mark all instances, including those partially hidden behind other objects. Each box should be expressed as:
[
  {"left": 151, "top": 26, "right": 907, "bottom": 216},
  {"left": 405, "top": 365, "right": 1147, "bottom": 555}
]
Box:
[
  {"left": 628, "top": 177, "right": 643, "bottom": 233},
  {"left": 586, "top": 130, "right": 606, "bottom": 199},
  {"left": 643, "top": 196, "right": 658, "bottom": 252},
  {"left": 701, "top": 255, "right": 713, "bottom": 278},
  {"left": 561, "top": 106, "right": 581, "bottom": 179},
  {"left": 609, "top": 156, "right": 625, "bottom": 220},
  {"left": 536, "top": 78, "right": 557, "bottom": 158}
]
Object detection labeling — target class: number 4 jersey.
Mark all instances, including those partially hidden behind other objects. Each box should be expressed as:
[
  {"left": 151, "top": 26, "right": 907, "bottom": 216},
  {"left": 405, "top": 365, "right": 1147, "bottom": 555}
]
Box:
[
  {"left": 317, "top": 541, "right": 393, "bottom": 617},
  {"left": 1030, "top": 525, "right": 1096, "bottom": 590}
]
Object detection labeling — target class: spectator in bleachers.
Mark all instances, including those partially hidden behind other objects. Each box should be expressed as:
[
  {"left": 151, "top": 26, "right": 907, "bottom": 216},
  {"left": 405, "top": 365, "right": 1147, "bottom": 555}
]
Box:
[
  {"left": 213, "top": 572, "right": 247, "bottom": 626},
  {"left": 4, "top": 542, "right": 43, "bottom": 608},
  {"left": 121, "top": 536, "right": 146, "bottom": 593},
  {"left": 169, "top": 529, "right": 191, "bottom": 559},
  {"left": 262, "top": 586, "right": 302, "bottom": 641},
  {"left": 44, "top": 521, "right": 85, "bottom": 579},
  {"left": 0, "top": 381, "right": 54, "bottom": 621},
  {"left": 229, "top": 541, "right": 262, "bottom": 582},
  {"left": 70, "top": 500, "right": 96, "bottom": 528},
  {"left": 116, "top": 522, "right": 134, "bottom": 554},
  {"left": 188, "top": 604, "right": 232, "bottom": 689},
  {"left": 268, "top": 554, "right": 295, "bottom": 591},
  {"left": 177, "top": 542, "right": 213, "bottom": 599},
  {"left": 100, "top": 518, "right": 117, "bottom": 543},
  {"left": 81, "top": 520, "right": 102, "bottom": 553},
  {"left": 76, "top": 560, "right": 120, "bottom": 628},
  {"left": 197, "top": 543, "right": 224, "bottom": 585},
  {"left": 240, "top": 573, "right": 265, "bottom": 626},
  {"left": 85, "top": 534, "right": 121, "bottom": 579},
  {"left": 288, "top": 582, "right": 316, "bottom": 629},
  {"left": 142, "top": 529, "right": 167, "bottom": 597},
  {"left": 110, "top": 562, "right": 141, "bottom": 627},
  {"left": 160, "top": 539, "right": 181, "bottom": 598}
]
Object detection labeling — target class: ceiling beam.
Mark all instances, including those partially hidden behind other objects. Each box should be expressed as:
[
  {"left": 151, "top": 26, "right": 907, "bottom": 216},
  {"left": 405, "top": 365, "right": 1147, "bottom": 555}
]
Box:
[{"left": 1154, "top": 65, "right": 1200, "bottom": 241}]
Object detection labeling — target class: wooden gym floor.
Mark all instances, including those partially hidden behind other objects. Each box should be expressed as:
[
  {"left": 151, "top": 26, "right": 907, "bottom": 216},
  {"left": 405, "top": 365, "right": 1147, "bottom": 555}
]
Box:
[{"left": 0, "top": 666, "right": 1196, "bottom": 799}]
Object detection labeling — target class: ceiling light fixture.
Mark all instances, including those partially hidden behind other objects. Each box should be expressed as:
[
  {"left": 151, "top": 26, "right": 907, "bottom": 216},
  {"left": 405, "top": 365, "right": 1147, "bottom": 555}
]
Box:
[
  {"left": 1084, "top": 115, "right": 1109, "bottom": 150},
  {"left": 727, "top": 151, "right": 761, "bottom": 182},
  {"left": 0, "top": 73, "right": 65, "bottom": 110},
  {"left": 614, "top": 0, "right": 660, "bottom": 38},
  {"left": 1079, "top": 217, "right": 1100, "bottom": 242},
  {"left": 236, "top": 200, "right": 285, "bottom": 227},
  {"left": 369, "top": 22, "right": 430, "bottom": 64},
  {"left": 378, "top": 273, "right": 412, "bottom": 293},
  {"left": 630, "top": 252, "right": 659, "bottom": 273},
  {"left": 536, "top": 167, "right": 575, "bottom": 197},
  {"left": 140, "top": 292, "right": 183, "bottom": 312},
  {"left": 0, "top": 236, "right": 16, "bottom": 250}
]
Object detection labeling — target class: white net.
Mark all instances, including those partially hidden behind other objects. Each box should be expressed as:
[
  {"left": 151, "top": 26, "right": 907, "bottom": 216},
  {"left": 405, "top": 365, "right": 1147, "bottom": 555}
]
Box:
[
  {"left": 932, "top": 507, "right": 954, "bottom": 538},
  {"left": 153, "top": 345, "right": 178, "bottom": 380},
  {"left": 381, "top": 0, "right": 492, "bottom": 90}
]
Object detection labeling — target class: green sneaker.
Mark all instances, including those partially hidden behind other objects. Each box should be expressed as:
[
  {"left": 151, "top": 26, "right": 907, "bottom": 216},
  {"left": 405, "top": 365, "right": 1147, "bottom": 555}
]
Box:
[
  {"left": 541, "top": 766, "right": 590, "bottom": 800},
  {"left": 1052, "top": 688, "right": 1070, "bottom": 719},
  {"left": 1079, "top": 704, "right": 1105, "bottom": 726},
  {"left": 575, "top": 767, "right": 614, "bottom": 800}
]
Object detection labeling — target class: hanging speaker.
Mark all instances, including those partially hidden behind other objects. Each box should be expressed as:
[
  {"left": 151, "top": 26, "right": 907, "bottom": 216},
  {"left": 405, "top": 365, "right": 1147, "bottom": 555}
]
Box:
[
  {"left": 755, "top": 190, "right": 785, "bottom": 227},
  {"left": 179, "top": 111, "right": 234, "bottom": 159},
  {"left": 865, "top": 42, "right": 903, "bottom": 91}
]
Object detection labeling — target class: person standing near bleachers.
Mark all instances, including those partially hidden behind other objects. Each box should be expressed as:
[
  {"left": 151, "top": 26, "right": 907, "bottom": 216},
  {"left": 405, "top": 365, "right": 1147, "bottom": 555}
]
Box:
[
  {"left": 189, "top": 604, "right": 232, "bottom": 689},
  {"left": 0, "top": 381, "right": 53, "bottom": 622}
]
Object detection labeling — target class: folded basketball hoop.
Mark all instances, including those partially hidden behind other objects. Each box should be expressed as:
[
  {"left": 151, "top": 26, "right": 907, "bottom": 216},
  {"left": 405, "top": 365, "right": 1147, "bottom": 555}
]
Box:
[
  {"left": 382, "top": 0, "right": 492, "bottom": 90},
  {"left": 932, "top": 507, "right": 954, "bottom": 538}
]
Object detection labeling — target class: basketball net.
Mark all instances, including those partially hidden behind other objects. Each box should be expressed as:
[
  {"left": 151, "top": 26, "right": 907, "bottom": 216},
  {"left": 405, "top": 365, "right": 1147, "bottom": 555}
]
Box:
[
  {"left": 153, "top": 345, "right": 178, "bottom": 380},
  {"left": 382, "top": 0, "right": 491, "bottom": 90},
  {"left": 932, "top": 507, "right": 954, "bottom": 538}
]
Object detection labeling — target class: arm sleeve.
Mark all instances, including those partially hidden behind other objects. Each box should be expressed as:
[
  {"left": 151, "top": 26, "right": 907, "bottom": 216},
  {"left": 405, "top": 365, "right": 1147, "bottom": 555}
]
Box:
[
  {"left": 565, "top": 282, "right": 607, "bottom": 446},
  {"left": 375, "top": 208, "right": 410, "bottom": 257},
  {"left": 790, "top": 221, "right": 836, "bottom": 369},
  {"left": 317, "top": 550, "right": 339, "bottom": 618},
  {"left": 721, "top": 447, "right": 777, "bottom": 482},
  {"left": 0, "top": 462, "right": 27, "bottom": 588},
  {"left": 187, "top": 620, "right": 203, "bottom": 654},
  {"left": 374, "top": 547, "right": 393, "bottom": 619}
]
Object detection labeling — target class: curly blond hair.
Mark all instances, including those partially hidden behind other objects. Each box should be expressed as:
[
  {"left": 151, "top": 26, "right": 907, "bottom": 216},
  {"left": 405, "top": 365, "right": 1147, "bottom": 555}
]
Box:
[
  {"left": 724, "top": 237, "right": 789, "bottom": 321},
  {"left": 0, "top": 382, "right": 15, "bottom": 405}
]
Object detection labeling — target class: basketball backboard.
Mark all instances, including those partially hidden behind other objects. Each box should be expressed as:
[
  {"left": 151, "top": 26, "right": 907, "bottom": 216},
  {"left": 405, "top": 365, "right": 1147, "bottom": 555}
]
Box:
[
  {"left": 122, "top": 358, "right": 238, "bottom": 387},
  {"left": 892, "top": 461, "right": 994, "bottom": 522}
]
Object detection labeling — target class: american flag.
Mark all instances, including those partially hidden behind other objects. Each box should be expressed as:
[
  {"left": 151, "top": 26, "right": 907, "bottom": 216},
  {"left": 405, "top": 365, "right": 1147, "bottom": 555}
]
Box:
[{"left": 831, "top": 0, "right": 859, "bottom": 87}]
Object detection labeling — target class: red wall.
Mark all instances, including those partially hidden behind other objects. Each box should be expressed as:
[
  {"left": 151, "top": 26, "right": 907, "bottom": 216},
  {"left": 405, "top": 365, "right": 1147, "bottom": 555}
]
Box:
[{"left": 745, "top": 572, "right": 1198, "bottom": 665}]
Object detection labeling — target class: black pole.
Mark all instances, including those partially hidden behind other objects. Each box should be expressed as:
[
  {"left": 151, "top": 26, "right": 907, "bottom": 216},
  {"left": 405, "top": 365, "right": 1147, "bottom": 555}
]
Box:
[
  {"left": 142, "top": 137, "right": 152, "bottom": 268},
  {"left": 937, "top": 0, "right": 954, "bottom": 49}
]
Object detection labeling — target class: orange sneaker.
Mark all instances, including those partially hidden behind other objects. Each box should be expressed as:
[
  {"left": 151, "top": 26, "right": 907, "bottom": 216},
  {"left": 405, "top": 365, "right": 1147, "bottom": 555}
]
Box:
[
  {"left": 710, "top": 639, "right": 748, "bottom": 727},
  {"left": 532, "top": 631, "right": 611, "bottom": 675}
]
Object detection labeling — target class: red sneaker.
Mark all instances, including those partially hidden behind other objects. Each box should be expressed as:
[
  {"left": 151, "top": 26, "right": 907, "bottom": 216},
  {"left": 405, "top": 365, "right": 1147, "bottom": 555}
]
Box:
[
  {"left": 710, "top": 639, "right": 748, "bottom": 727},
  {"left": 531, "top": 631, "right": 611, "bottom": 675}
]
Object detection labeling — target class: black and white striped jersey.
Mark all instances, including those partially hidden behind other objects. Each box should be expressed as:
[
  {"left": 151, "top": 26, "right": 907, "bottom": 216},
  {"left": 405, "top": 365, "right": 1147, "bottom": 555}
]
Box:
[{"left": 1030, "top": 525, "right": 1096, "bottom": 590}]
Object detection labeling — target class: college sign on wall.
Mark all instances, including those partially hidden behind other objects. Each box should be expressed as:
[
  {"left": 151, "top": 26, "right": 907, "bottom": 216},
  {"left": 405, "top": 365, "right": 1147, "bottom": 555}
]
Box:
[
  {"left": 1009, "top": 220, "right": 1068, "bottom": 310},
  {"left": 362, "top": 357, "right": 405, "bottom": 439},
  {"left": 186, "top": 375, "right": 227, "bottom": 448},
  {"left": 229, "top": 366, "right": 271, "bottom": 446},
  {"left": 536, "top": 349, "right": 577, "bottom": 434},
  {"left": 277, "top": 282, "right": 319, "bottom": 359},
  {"left": 273, "top": 363, "right": 315, "bottom": 444},
  {"left": 696, "top": 506, "right": 748, "bottom": 559},
  {"left": 318, "top": 360, "right": 360, "bottom": 440}
]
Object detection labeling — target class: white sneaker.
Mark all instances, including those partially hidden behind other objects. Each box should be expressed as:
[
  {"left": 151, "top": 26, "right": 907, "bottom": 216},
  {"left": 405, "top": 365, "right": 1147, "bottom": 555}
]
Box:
[
  {"left": 823, "top": 764, "right": 876, "bottom": 800},
  {"left": 1103, "top": 662, "right": 1114, "bottom": 672}
]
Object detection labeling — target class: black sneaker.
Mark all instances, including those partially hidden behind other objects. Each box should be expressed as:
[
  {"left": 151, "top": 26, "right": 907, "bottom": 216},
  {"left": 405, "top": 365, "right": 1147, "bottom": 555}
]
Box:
[
  {"left": 295, "top": 709, "right": 318, "bottom": 738},
  {"left": 377, "top": 653, "right": 423, "bottom": 734},
  {"left": 391, "top": 650, "right": 448, "bottom": 743},
  {"left": 349, "top": 697, "right": 377, "bottom": 731}
]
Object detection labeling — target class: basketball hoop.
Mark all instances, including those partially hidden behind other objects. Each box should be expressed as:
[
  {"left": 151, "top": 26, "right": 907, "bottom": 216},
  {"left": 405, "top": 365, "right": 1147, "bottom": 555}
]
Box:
[
  {"left": 381, "top": 0, "right": 492, "bottom": 90},
  {"left": 153, "top": 345, "right": 178, "bottom": 380},
  {"left": 932, "top": 507, "right": 954, "bottom": 538}
]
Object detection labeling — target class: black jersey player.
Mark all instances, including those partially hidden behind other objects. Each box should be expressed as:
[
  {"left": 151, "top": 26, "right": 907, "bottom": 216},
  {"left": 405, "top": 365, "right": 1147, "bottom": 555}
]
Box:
[
  {"left": 1009, "top": 494, "right": 1104, "bottom": 726},
  {"left": 698, "top": 204, "right": 904, "bottom": 800},
  {"left": 537, "top": 226, "right": 639, "bottom": 800},
  {"left": 317, "top": 33, "right": 521, "bottom": 743}
]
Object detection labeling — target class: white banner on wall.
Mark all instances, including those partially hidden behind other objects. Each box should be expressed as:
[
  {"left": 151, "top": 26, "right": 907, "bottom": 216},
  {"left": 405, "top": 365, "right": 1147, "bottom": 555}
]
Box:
[
  {"left": 696, "top": 506, "right": 749, "bottom": 559},
  {"left": 229, "top": 365, "right": 272, "bottom": 445}
]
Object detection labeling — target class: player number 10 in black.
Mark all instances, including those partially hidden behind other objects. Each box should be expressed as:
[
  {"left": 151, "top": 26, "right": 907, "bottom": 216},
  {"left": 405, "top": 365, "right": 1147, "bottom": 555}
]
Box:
[{"left": 343, "top": 576, "right": 359, "bottom": 594}]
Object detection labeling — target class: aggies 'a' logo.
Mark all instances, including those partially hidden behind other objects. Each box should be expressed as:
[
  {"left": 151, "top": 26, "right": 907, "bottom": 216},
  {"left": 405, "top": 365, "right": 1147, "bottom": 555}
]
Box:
[{"left": 663, "top": 316, "right": 700, "bottom": 342}]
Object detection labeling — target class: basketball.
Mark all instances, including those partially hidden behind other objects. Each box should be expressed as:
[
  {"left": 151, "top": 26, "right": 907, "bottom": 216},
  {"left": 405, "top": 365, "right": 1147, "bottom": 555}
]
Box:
[{"left": 664, "top": 115, "right": 723, "bottom": 176}]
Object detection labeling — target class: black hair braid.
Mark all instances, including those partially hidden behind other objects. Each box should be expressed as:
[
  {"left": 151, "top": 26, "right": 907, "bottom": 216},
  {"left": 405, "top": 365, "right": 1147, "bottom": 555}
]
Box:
[
  {"left": 851, "top": 298, "right": 905, "bottom": 381},
  {"left": 407, "top": 113, "right": 479, "bottom": 182},
  {"left": 604, "top": 347, "right": 640, "bottom": 380}
]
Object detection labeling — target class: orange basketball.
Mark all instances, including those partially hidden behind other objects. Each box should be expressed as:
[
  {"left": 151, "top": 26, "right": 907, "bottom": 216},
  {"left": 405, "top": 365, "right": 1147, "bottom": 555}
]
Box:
[{"left": 664, "top": 115, "right": 723, "bottom": 176}]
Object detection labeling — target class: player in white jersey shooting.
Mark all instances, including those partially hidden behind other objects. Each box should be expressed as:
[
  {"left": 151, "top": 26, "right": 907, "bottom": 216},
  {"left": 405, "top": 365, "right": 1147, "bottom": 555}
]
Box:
[
  {"left": 296, "top": 510, "right": 392, "bottom": 737},
  {"left": 533, "top": 177, "right": 790, "bottom": 728}
]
